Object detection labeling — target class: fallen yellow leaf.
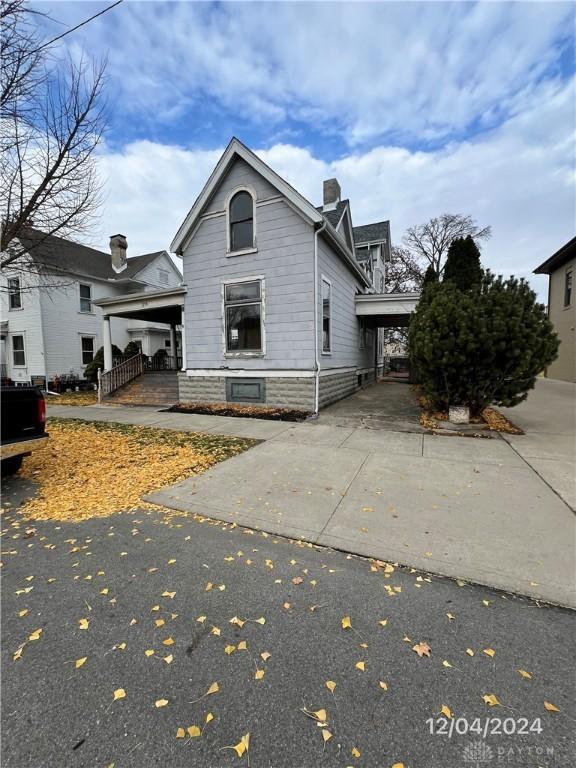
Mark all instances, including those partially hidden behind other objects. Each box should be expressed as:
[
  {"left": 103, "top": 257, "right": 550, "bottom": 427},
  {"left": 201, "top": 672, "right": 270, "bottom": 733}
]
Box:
[
  {"left": 205, "top": 712, "right": 214, "bottom": 724},
  {"left": 442, "top": 660, "right": 452, "bottom": 668},
  {"left": 341, "top": 616, "right": 352, "bottom": 629},
  {"left": 518, "top": 669, "right": 532, "bottom": 679},
  {"left": 162, "top": 637, "right": 174, "bottom": 646},
  {"left": 326, "top": 680, "right": 336, "bottom": 693},
  {"left": 255, "top": 617, "right": 266, "bottom": 625},
  {"left": 352, "top": 746, "right": 361, "bottom": 757},
  {"left": 224, "top": 644, "right": 236, "bottom": 655},
  {"left": 544, "top": 701, "right": 560, "bottom": 712},
  {"left": 79, "top": 618, "right": 89, "bottom": 630},
  {"left": 237, "top": 640, "right": 247, "bottom": 650},
  {"left": 176, "top": 727, "right": 185, "bottom": 739},
  {"left": 206, "top": 682, "right": 219, "bottom": 695},
  {"left": 412, "top": 641, "right": 431, "bottom": 658},
  {"left": 145, "top": 649, "right": 154, "bottom": 657},
  {"left": 483, "top": 648, "right": 495, "bottom": 658},
  {"left": 441, "top": 704, "right": 452, "bottom": 719},
  {"left": 379, "top": 680, "right": 388, "bottom": 691},
  {"left": 163, "top": 654, "right": 173, "bottom": 664},
  {"left": 321, "top": 729, "right": 332, "bottom": 742},
  {"left": 466, "top": 648, "right": 475, "bottom": 656},
  {"left": 75, "top": 657, "right": 87, "bottom": 669},
  {"left": 28, "top": 628, "right": 42, "bottom": 641},
  {"left": 113, "top": 688, "right": 126, "bottom": 701},
  {"left": 255, "top": 668, "right": 265, "bottom": 680},
  {"left": 355, "top": 661, "right": 365, "bottom": 671},
  {"left": 261, "top": 651, "right": 271, "bottom": 662},
  {"left": 155, "top": 698, "right": 169, "bottom": 708},
  {"left": 482, "top": 694, "right": 500, "bottom": 707},
  {"left": 187, "top": 725, "right": 201, "bottom": 737}
]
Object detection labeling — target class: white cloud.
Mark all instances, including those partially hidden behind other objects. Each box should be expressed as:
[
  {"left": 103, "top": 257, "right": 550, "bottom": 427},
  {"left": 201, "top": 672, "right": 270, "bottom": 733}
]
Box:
[
  {"left": 37, "top": 0, "right": 574, "bottom": 144},
  {"left": 91, "top": 75, "right": 574, "bottom": 300}
]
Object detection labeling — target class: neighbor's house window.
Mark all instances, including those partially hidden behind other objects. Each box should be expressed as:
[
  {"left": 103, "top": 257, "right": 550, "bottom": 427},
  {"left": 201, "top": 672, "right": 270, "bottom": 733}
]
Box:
[
  {"left": 322, "top": 277, "right": 331, "bottom": 353},
  {"left": 565, "top": 269, "right": 573, "bottom": 307},
  {"left": 158, "top": 268, "right": 169, "bottom": 286},
  {"left": 79, "top": 283, "right": 92, "bottom": 313},
  {"left": 81, "top": 337, "right": 94, "bottom": 365},
  {"left": 12, "top": 335, "right": 25, "bottom": 366},
  {"left": 229, "top": 190, "right": 254, "bottom": 252},
  {"left": 8, "top": 277, "right": 22, "bottom": 310},
  {"left": 224, "top": 280, "right": 263, "bottom": 353}
]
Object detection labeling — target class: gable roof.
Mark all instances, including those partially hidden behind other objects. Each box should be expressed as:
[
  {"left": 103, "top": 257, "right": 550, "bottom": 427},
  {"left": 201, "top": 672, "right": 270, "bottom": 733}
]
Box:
[
  {"left": 16, "top": 228, "right": 179, "bottom": 283},
  {"left": 353, "top": 220, "right": 390, "bottom": 245},
  {"left": 534, "top": 236, "right": 576, "bottom": 275},
  {"left": 171, "top": 137, "right": 325, "bottom": 254}
]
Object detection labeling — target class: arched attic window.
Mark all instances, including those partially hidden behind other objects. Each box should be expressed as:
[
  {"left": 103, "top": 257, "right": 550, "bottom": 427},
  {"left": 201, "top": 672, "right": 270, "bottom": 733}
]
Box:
[{"left": 229, "top": 190, "right": 254, "bottom": 252}]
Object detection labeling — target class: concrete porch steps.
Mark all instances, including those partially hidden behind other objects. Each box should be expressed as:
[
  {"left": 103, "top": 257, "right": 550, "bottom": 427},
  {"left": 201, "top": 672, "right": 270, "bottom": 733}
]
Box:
[{"left": 105, "top": 371, "right": 179, "bottom": 406}]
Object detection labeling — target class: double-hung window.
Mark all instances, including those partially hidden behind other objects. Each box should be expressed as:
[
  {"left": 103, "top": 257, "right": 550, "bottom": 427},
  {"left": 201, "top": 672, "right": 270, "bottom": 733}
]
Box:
[
  {"left": 322, "top": 278, "right": 331, "bottom": 353},
  {"left": 12, "top": 335, "right": 25, "bottom": 366},
  {"left": 224, "top": 280, "right": 263, "bottom": 354},
  {"left": 81, "top": 337, "right": 94, "bottom": 365},
  {"left": 79, "top": 283, "right": 92, "bottom": 313},
  {"left": 8, "top": 277, "right": 22, "bottom": 310}
]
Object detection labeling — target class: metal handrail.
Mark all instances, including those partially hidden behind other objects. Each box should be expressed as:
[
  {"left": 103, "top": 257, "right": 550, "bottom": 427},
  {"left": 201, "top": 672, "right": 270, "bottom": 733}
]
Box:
[{"left": 98, "top": 353, "right": 144, "bottom": 402}]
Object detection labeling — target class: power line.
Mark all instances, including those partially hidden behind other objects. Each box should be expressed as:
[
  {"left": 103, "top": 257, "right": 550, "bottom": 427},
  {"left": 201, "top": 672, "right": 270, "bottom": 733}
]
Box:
[{"left": 31, "top": 0, "right": 124, "bottom": 54}]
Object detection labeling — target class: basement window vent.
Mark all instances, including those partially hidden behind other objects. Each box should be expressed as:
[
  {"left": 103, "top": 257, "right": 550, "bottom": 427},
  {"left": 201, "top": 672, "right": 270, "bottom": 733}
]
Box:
[{"left": 226, "top": 378, "right": 265, "bottom": 404}]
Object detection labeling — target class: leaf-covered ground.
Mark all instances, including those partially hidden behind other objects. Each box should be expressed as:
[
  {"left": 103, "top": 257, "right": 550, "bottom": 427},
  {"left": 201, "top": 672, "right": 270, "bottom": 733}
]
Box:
[
  {"left": 19, "top": 418, "right": 256, "bottom": 521},
  {"left": 45, "top": 391, "right": 98, "bottom": 406},
  {"left": 1, "top": 480, "right": 575, "bottom": 768}
]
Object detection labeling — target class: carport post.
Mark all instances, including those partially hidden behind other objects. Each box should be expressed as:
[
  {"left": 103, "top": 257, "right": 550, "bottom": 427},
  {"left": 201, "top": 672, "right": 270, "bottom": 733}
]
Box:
[{"left": 103, "top": 316, "right": 113, "bottom": 371}]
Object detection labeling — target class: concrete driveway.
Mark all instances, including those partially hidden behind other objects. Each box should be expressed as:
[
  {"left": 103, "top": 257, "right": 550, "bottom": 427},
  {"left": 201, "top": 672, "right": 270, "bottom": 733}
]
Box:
[
  {"left": 499, "top": 377, "right": 576, "bottom": 510},
  {"left": 149, "top": 420, "right": 575, "bottom": 608}
]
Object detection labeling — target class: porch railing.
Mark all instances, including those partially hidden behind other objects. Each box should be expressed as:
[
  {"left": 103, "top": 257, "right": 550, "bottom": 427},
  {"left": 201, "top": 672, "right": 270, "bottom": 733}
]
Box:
[
  {"left": 98, "top": 353, "right": 144, "bottom": 401},
  {"left": 144, "top": 355, "right": 182, "bottom": 372}
]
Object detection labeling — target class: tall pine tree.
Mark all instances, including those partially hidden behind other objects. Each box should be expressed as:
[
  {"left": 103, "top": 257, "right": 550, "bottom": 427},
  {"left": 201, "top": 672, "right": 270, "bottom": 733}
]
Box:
[{"left": 443, "top": 235, "right": 483, "bottom": 291}]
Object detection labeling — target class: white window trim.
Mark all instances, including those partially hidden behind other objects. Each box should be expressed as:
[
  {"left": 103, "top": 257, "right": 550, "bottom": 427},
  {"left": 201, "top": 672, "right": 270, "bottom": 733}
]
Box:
[
  {"left": 225, "top": 185, "right": 258, "bottom": 257},
  {"left": 7, "top": 277, "right": 23, "bottom": 311},
  {"left": 80, "top": 334, "right": 96, "bottom": 367},
  {"left": 11, "top": 332, "right": 26, "bottom": 368},
  {"left": 321, "top": 275, "right": 332, "bottom": 355},
  {"left": 79, "top": 282, "right": 93, "bottom": 314},
  {"left": 221, "top": 274, "right": 266, "bottom": 358}
]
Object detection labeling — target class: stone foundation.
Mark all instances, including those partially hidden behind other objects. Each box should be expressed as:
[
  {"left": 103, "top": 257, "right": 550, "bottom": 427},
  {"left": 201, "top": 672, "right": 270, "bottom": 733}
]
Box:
[
  {"left": 318, "top": 368, "right": 375, "bottom": 409},
  {"left": 177, "top": 373, "right": 315, "bottom": 412}
]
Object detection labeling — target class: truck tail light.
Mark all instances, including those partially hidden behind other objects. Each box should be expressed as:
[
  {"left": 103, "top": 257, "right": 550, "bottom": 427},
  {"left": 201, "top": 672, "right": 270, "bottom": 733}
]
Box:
[{"left": 38, "top": 397, "right": 46, "bottom": 427}]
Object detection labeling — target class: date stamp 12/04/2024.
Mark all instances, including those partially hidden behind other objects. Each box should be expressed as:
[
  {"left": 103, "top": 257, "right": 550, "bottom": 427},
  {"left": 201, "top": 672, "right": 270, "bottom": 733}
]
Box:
[{"left": 426, "top": 716, "right": 544, "bottom": 739}]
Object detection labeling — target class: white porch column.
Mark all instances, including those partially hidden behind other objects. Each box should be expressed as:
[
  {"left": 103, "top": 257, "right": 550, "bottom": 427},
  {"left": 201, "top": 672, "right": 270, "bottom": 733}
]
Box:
[
  {"left": 103, "top": 315, "right": 113, "bottom": 371},
  {"left": 170, "top": 324, "right": 178, "bottom": 370},
  {"left": 180, "top": 305, "right": 186, "bottom": 372}
]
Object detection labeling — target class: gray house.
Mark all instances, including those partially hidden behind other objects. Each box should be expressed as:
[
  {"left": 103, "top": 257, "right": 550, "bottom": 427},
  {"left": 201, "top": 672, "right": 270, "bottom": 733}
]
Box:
[{"left": 97, "top": 138, "right": 418, "bottom": 411}]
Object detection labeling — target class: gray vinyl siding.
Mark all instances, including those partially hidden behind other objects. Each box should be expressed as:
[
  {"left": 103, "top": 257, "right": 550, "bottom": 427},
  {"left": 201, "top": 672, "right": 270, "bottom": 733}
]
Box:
[
  {"left": 316, "top": 237, "right": 373, "bottom": 371},
  {"left": 204, "top": 157, "right": 279, "bottom": 214},
  {"left": 182, "top": 179, "right": 316, "bottom": 370}
]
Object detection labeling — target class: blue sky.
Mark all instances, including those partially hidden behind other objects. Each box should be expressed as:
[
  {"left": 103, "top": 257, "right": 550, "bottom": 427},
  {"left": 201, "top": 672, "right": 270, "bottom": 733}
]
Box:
[{"left": 33, "top": 1, "right": 575, "bottom": 295}]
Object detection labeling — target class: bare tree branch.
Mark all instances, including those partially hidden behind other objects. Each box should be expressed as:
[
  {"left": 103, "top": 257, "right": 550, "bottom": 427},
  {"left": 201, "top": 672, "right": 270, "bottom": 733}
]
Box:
[
  {"left": 402, "top": 213, "right": 491, "bottom": 277},
  {"left": 0, "top": 0, "right": 107, "bottom": 275}
]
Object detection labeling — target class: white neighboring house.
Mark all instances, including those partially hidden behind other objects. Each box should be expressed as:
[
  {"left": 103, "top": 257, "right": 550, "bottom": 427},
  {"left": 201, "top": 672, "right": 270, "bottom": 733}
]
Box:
[{"left": 0, "top": 229, "right": 183, "bottom": 386}]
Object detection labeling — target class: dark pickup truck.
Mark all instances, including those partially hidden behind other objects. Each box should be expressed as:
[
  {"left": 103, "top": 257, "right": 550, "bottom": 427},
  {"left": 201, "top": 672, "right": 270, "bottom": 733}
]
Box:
[{"left": 1, "top": 386, "right": 48, "bottom": 475}]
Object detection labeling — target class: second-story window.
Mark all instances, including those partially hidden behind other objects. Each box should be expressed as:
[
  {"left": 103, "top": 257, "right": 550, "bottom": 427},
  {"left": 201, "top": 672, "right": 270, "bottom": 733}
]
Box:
[
  {"left": 229, "top": 191, "right": 254, "bottom": 252},
  {"left": 8, "top": 277, "right": 22, "bottom": 310},
  {"left": 79, "top": 283, "right": 92, "bottom": 313}
]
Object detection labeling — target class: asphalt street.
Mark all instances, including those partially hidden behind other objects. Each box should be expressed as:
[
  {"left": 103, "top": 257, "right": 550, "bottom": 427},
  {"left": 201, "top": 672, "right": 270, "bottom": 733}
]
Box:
[{"left": 2, "top": 477, "right": 575, "bottom": 768}]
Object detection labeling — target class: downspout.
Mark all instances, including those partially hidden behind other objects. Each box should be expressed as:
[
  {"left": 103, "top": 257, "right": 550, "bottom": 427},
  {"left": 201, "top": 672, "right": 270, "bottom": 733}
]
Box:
[{"left": 313, "top": 220, "right": 327, "bottom": 415}]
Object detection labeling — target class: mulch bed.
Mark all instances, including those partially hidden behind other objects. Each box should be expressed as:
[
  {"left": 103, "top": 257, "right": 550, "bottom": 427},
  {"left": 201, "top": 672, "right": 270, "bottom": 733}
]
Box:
[{"left": 168, "top": 402, "right": 311, "bottom": 422}]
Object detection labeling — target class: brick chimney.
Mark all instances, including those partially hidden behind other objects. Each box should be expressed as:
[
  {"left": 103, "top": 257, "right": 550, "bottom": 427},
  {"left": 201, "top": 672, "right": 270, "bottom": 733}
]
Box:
[
  {"left": 323, "top": 178, "right": 341, "bottom": 211},
  {"left": 110, "top": 234, "right": 127, "bottom": 273}
]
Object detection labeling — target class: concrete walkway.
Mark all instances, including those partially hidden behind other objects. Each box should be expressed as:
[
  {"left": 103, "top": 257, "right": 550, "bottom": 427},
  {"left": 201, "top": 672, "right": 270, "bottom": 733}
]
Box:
[{"left": 48, "top": 392, "right": 576, "bottom": 608}]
